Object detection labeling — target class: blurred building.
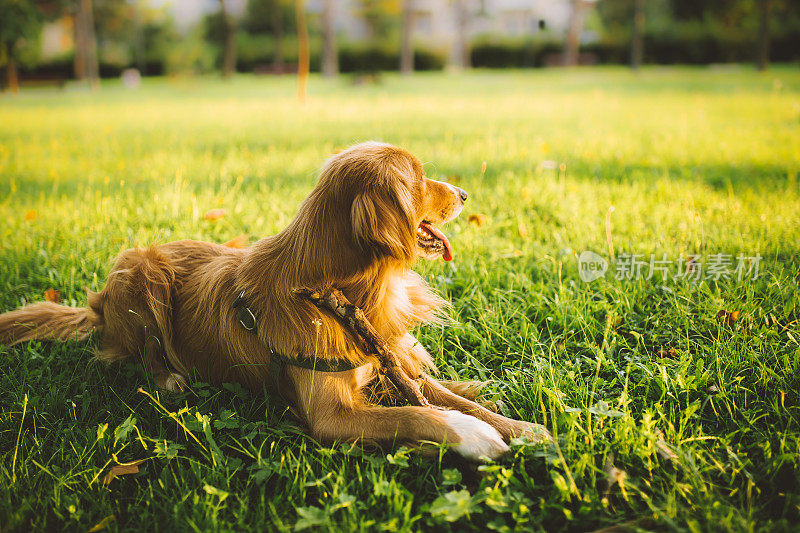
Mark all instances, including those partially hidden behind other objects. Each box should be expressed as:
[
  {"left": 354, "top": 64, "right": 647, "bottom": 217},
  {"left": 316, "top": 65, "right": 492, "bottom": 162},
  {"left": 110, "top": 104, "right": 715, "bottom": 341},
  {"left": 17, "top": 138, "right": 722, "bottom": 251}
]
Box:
[
  {"left": 412, "top": 0, "right": 572, "bottom": 40},
  {"left": 35, "top": 0, "right": 577, "bottom": 71},
  {"left": 152, "top": 0, "right": 246, "bottom": 32},
  {"left": 40, "top": 17, "right": 75, "bottom": 60},
  {"left": 306, "top": 0, "right": 573, "bottom": 66},
  {"left": 308, "top": 0, "right": 572, "bottom": 41}
]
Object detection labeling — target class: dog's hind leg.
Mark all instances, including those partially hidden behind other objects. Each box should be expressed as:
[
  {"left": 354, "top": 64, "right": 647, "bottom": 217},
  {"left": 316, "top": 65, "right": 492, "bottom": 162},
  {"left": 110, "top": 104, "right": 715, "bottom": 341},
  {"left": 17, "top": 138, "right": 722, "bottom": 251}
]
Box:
[
  {"left": 94, "top": 246, "right": 188, "bottom": 392},
  {"left": 96, "top": 331, "right": 187, "bottom": 392}
]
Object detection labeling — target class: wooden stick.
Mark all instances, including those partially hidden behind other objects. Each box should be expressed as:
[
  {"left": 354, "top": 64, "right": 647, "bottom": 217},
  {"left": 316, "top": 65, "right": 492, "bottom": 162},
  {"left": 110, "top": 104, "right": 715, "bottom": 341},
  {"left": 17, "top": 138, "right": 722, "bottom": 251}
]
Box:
[{"left": 293, "top": 287, "right": 430, "bottom": 408}]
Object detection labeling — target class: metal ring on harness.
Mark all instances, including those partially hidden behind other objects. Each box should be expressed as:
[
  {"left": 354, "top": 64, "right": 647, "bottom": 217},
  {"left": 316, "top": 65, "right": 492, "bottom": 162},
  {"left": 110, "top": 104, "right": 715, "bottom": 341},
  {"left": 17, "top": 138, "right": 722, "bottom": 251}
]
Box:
[
  {"left": 233, "top": 289, "right": 257, "bottom": 331},
  {"left": 237, "top": 306, "right": 257, "bottom": 331}
]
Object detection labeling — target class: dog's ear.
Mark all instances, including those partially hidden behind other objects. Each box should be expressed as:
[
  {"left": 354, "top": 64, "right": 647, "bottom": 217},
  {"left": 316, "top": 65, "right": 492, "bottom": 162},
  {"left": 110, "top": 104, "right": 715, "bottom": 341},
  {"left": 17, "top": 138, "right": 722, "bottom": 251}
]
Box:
[{"left": 351, "top": 187, "right": 415, "bottom": 261}]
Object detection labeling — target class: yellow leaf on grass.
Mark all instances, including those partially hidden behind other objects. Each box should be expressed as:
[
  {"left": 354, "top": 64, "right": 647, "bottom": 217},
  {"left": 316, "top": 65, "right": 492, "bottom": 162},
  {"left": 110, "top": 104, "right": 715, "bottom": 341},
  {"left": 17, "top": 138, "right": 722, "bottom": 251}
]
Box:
[
  {"left": 102, "top": 459, "right": 146, "bottom": 485},
  {"left": 204, "top": 208, "right": 227, "bottom": 222},
  {"left": 44, "top": 288, "right": 61, "bottom": 303},
  {"left": 88, "top": 515, "right": 116, "bottom": 532},
  {"left": 468, "top": 214, "right": 487, "bottom": 227},
  {"left": 223, "top": 234, "right": 249, "bottom": 248},
  {"left": 716, "top": 309, "right": 740, "bottom": 325},
  {"left": 25, "top": 210, "right": 37, "bottom": 221}
]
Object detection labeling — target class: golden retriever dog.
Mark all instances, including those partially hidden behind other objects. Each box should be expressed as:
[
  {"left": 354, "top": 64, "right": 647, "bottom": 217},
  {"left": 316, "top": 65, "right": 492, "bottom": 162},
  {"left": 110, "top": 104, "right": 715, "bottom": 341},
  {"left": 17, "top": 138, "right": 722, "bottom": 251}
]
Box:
[{"left": 0, "top": 142, "right": 548, "bottom": 461}]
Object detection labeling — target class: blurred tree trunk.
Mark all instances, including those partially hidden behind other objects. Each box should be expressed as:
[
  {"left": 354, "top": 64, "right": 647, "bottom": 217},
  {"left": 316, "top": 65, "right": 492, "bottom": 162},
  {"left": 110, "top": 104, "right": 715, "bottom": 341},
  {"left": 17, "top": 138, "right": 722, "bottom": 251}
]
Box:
[
  {"left": 6, "top": 54, "right": 19, "bottom": 94},
  {"left": 756, "top": 0, "right": 770, "bottom": 71},
  {"left": 273, "top": 1, "right": 284, "bottom": 72},
  {"left": 630, "top": 0, "right": 645, "bottom": 70},
  {"left": 74, "top": 5, "right": 85, "bottom": 80},
  {"left": 218, "top": 0, "right": 238, "bottom": 78},
  {"left": 75, "top": 0, "right": 100, "bottom": 89},
  {"left": 321, "top": 0, "right": 337, "bottom": 77},
  {"left": 564, "top": 0, "right": 583, "bottom": 66},
  {"left": 453, "top": 0, "right": 469, "bottom": 69},
  {"left": 134, "top": 3, "right": 145, "bottom": 73},
  {"left": 400, "top": 0, "right": 414, "bottom": 75},
  {"left": 296, "top": 0, "right": 309, "bottom": 102}
]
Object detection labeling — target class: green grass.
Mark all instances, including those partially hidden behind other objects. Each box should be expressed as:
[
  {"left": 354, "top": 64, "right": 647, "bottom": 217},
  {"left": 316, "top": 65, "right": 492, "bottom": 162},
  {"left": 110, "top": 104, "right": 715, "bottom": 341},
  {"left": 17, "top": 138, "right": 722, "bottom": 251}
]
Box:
[{"left": 1, "top": 66, "right": 800, "bottom": 531}]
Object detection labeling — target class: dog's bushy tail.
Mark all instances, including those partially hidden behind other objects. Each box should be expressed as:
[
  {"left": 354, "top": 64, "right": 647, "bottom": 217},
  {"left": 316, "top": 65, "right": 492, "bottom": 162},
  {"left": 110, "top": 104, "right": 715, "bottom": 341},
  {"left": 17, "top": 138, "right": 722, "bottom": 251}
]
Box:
[{"left": 0, "top": 293, "right": 104, "bottom": 346}]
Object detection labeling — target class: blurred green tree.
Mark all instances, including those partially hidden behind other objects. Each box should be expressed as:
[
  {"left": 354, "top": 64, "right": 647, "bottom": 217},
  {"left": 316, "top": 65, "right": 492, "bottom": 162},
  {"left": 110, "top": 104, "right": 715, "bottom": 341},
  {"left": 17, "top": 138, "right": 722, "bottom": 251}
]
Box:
[
  {"left": 0, "top": 0, "right": 44, "bottom": 93},
  {"left": 243, "top": 0, "right": 295, "bottom": 71},
  {"left": 594, "top": 0, "right": 800, "bottom": 67},
  {"left": 204, "top": 2, "right": 237, "bottom": 76},
  {"left": 353, "top": 0, "right": 401, "bottom": 40}
]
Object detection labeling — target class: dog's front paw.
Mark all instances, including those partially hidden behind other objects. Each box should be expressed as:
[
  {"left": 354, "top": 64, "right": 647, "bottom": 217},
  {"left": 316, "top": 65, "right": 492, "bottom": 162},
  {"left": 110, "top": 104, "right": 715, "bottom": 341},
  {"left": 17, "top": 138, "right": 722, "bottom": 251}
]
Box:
[
  {"left": 442, "top": 411, "right": 509, "bottom": 462},
  {"left": 513, "top": 421, "right": 552, "bottom": 444}
]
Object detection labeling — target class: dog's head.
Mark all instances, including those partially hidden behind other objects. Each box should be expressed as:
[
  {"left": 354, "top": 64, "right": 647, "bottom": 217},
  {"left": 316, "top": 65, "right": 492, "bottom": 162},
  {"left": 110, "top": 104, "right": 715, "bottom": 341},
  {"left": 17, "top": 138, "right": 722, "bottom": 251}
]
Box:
[{"left": 315, "top": 142, "right": 467, "bottom": 264}]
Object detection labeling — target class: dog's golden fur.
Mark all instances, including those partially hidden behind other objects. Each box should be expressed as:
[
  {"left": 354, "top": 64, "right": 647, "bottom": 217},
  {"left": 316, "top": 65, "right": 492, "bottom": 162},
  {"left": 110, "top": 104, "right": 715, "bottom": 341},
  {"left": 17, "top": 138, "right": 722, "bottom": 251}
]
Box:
[{"left": 0, "top": 142, "right": 548, "bottom": 461}]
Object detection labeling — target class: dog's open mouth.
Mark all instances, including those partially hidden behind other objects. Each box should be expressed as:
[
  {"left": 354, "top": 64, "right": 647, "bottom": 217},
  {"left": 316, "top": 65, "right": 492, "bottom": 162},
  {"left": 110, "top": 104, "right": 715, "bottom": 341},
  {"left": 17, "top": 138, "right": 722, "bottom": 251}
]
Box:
[{"left": 417, "top": 221, "right": 453, "bottom": 261}]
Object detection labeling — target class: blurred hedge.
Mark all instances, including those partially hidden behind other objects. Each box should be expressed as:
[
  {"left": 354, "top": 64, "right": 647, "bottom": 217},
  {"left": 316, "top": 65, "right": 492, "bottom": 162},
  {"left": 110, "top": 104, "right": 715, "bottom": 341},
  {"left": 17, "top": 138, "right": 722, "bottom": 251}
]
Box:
[
  {"left": 470, "top": 38, "right": 561, "bottom": 68},
  {"left": 11, "top": 23, "right": 799, "bottom": 82},
  {"left": 471, "top": 23, "right": 800, "bottom": 68},
  {"left": 7, "top": 36, "right": 445, "bottom": 82},
  {"left": 338, "top": 44, "right": 446, "bottom": 72},
  {"left": 238, "top": 36, "right": 446, "bottom": 73}
]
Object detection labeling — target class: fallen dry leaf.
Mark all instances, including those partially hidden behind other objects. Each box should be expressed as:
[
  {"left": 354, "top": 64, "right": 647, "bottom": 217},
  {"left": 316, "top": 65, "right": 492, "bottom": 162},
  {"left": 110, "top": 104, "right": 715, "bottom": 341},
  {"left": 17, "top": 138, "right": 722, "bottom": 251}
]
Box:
[
  {"left": 716, "top": 309, "right": 740, "bottom": 325},
  {"left": 203, "top": 208, "right": 227, "bottom": 222},
  {"left": 223, "top": 234, "right": 249, "bottom": 248},
  {"left": 468, "top": 214, "right": 487, "bottom": 227},
  {"left": 102, "top": 459, "right": 146, "bottom": 486},
  {"left": 604, "top": 452, "right": 627, "bottom": 494},
  {"left": 605, "top": 314, "right": 624, "bottom": 329},
  {"left": 25, "top": 210, "right": 37, "bottom": 221},
  {"left": 658, "top": 347, "right": 678, "bottom": 358},
  {"left": 88, "top": 515, "right": 116, "bottom": 532},
  {"left": 654, "top": 428, "right": 678, "bottom": 461},
  {"left": 44, "top": 288, "right": 61, "bottom": 303},
  {"left": 686, "top": 256, "right": 699, "bottom": 273}
]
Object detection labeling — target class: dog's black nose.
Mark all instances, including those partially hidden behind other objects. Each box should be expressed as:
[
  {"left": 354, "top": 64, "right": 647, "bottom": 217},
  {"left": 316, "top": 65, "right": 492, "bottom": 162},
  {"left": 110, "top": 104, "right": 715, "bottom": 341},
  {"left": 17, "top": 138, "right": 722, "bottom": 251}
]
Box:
[{"left": 456, "top": 187, "right": 468, "bottom": 202}]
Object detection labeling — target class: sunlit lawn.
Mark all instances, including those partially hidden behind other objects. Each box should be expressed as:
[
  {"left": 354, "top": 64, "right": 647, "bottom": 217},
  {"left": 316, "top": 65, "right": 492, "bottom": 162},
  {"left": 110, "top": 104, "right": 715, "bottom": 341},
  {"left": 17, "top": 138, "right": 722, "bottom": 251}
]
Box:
[{"left": 1, "top": 67, "right": 800, "bottom": 531}]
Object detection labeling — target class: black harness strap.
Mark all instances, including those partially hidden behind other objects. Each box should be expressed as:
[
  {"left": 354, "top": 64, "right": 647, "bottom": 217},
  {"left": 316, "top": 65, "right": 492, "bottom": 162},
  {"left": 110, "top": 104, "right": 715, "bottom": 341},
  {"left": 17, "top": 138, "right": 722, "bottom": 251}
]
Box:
[{"left": 232, "top": 290, "right": 362, "bottom": 398}]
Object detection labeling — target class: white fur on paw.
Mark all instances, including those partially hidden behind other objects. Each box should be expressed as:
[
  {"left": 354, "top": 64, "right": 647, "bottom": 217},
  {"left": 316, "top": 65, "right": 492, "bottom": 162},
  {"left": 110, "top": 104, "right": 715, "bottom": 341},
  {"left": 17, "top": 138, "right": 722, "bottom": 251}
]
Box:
[
  {"left": 164, "top": 373, "right": 188, "bottom": 392},
  {"left": 443, "top": 411, "right": 509, "bottom": 462},
  {"left": 518, "top": 422, "right": 553, "bottom": 443}
]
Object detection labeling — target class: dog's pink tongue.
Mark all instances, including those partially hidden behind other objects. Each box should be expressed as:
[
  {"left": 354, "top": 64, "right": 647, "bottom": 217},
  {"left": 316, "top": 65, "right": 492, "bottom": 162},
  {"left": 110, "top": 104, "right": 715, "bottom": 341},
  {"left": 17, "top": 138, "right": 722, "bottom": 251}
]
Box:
[{"left": 422, "top": 223, "right": 453, "bottom": 261}]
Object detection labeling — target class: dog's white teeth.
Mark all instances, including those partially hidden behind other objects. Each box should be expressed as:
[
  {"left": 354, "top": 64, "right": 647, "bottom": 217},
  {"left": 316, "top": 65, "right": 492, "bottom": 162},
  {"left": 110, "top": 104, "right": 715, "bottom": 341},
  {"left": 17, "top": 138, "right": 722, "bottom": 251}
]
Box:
[{"left": 417, "top": 225, "right": 435, "bottom": 240}]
